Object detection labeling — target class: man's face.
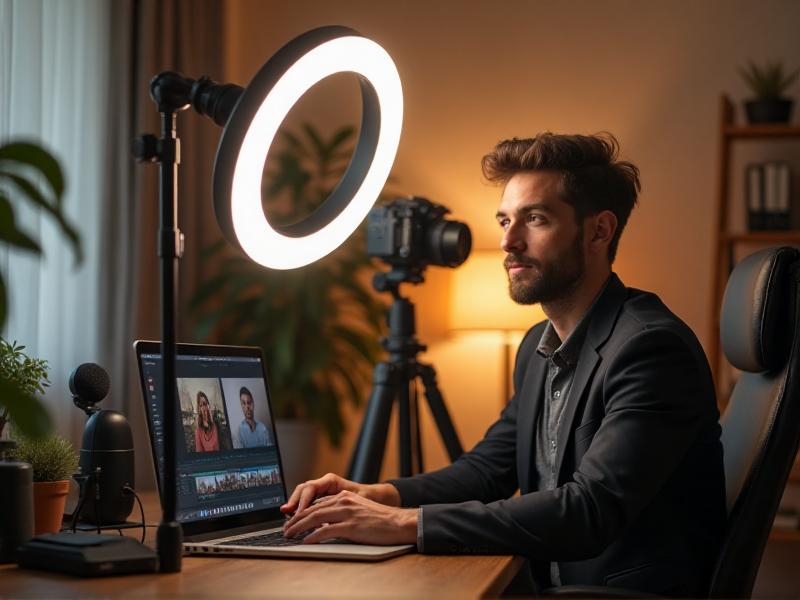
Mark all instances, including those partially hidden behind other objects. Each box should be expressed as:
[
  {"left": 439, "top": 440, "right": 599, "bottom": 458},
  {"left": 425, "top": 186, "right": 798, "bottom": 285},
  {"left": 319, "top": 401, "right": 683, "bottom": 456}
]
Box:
[
  {"left": 496, "top": 171, "right": 586, "bottom": 305},
  {"left": 240, "top": 394, "right": 254, "bottom": 420}
]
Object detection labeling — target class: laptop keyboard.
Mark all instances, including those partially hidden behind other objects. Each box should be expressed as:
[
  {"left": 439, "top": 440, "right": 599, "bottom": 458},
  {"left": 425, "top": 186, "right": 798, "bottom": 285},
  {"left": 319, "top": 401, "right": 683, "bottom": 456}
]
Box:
[{"left": 219, "top": 530, "right": 309, "bottom": 548}]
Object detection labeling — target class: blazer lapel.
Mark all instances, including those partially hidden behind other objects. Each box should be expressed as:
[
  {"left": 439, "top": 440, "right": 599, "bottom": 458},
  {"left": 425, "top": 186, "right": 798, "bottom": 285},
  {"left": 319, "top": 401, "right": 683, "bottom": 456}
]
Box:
[{"left": 553, "top": 274, "right": 628, "bottom": 480}]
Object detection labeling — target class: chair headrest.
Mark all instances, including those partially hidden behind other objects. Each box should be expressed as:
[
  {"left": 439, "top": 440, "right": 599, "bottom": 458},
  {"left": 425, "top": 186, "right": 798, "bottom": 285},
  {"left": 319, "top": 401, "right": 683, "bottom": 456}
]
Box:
[{"left": 721, "top": 246, "right": 798, "bottom": 373}]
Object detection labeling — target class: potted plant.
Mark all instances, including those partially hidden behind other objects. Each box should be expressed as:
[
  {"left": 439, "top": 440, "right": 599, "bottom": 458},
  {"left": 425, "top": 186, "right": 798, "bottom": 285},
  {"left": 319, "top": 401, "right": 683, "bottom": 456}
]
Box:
[
  {"left": 189, "top": 123, "right": 389, "bottom": 486},
  {"left": 0, "top": 141, "right": 81, "bottom": 439},
  {"left": 738, "top": 59, "right": 799, "bottom": 124},
  {"left": 13, "top": 432, "right": 78, "bottom": 535},
  {"left": 0, "top": 338, "right": 76, "bottom": 534}
]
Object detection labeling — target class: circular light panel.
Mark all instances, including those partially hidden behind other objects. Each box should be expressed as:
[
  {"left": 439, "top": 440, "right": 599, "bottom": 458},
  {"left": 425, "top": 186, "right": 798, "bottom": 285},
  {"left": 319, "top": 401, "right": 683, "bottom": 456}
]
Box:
[{"left": 229, "top": 35, "right": 402, "bottom": 269}]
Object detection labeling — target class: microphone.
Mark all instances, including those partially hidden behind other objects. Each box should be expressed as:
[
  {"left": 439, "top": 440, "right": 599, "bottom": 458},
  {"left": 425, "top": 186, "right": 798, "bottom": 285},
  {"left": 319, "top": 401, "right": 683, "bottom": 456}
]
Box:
[
  {"left": 71, "top": 364, "right": 135, "bottom": 525},
  {"left": 70, "top": 363, "right": 110, "bottom": 415}
]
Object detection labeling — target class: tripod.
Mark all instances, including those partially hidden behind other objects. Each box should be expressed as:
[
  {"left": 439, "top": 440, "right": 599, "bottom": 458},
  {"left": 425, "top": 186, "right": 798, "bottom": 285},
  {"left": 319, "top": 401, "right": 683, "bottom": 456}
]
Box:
[{"left": 348, "top": 272, "right": 464, "bottom": 483}]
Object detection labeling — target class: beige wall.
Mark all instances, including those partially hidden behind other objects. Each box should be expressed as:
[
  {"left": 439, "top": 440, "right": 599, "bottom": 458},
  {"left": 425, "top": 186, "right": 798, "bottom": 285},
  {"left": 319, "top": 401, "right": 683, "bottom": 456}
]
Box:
[{"left": 224, "top": 0, "right": 800, "bottom": 479}]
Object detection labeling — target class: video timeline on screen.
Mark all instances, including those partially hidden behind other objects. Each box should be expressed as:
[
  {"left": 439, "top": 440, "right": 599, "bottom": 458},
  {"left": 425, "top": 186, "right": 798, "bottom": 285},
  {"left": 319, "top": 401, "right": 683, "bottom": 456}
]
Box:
[{"left": 194, "top": 466, "right": 281, "bottom": 500}]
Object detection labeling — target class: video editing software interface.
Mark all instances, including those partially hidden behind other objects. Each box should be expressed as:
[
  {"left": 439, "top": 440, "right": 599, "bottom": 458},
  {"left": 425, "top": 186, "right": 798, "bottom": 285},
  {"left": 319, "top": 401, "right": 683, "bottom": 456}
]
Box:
[{"left": 140, "top": 351, "right": 285, "bottom": 523}]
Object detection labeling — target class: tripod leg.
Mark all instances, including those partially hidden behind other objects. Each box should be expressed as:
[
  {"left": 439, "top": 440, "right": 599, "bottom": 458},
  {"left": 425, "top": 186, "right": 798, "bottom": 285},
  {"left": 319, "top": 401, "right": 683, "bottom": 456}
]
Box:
[
  {"left": 347, "top": 362, "right": 397, "bottom": 483},
  {"left": 397, "top": 376, "right": 414, "bottom": 477},
  {"left": 418, "top": 364, "right": 464, "bottom": 462},
  {"left": 411, "top": 380, "right": 424, "bottom": 474}
]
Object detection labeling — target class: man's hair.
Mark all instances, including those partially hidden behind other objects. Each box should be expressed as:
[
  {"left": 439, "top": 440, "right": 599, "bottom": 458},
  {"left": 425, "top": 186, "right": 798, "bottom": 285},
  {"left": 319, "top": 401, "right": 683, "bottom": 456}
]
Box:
[
  {"left": 239, "top": 386, "right": 252, "bottom": 400},
  {"left": 481, "top": 132, "right": 640, "bottom": 263}
]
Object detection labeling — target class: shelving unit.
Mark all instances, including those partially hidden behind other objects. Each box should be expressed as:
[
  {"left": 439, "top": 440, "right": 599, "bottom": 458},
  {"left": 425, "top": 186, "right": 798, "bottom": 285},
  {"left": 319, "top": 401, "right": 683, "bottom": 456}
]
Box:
[
  {"left": 709, "top": 96, "right": 800, "bottom": 534},
  {"left": 708, "top": 95, "right": 800, "bottom": 400}
]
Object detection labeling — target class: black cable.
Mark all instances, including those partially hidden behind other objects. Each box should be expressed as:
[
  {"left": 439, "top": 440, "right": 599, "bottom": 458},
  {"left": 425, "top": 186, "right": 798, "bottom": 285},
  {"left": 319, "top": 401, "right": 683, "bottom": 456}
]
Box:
[
  {"left": 70, "top": 473, "right": 90, "bottom": 533},
  {"left": 123, "top": 485, "right": 147, "bottom": 544}
]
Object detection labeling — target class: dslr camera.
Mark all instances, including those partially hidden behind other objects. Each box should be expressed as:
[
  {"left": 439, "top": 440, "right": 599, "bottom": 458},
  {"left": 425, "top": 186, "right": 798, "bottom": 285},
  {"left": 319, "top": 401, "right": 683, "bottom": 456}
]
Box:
[{"left": 367, "top": 196, "right": 471, "bottom": 282}]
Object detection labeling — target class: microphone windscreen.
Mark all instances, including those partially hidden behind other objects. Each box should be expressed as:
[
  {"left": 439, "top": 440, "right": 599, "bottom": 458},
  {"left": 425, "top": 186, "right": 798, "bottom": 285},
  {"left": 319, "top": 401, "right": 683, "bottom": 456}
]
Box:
[{"left": 69, "top": 363, "right": 110, "bottom": 405}]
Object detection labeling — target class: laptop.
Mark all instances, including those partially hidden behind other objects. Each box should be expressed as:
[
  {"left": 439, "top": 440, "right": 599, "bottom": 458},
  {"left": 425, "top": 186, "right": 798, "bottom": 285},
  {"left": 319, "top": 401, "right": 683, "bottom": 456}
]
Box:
[{"left": 134, "top": 341, "right": 413, "bottom": 560}]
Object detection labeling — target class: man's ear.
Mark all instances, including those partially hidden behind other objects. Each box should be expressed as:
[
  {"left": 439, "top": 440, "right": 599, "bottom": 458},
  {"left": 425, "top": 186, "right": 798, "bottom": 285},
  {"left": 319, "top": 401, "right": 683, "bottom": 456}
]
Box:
[{"left": 587, "top": 210, "right": 618, "bottom": 256}]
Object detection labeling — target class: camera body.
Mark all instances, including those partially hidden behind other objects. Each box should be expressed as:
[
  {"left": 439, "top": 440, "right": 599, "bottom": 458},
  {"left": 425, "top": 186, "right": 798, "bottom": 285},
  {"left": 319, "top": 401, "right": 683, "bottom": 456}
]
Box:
[{"left": 367, "top": 196, "right": 471, "bottom": 270}]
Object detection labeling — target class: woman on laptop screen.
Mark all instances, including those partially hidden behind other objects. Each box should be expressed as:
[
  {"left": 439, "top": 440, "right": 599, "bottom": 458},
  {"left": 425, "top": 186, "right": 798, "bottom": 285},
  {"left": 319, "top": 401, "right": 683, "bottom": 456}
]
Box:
[{"left": 195, "top": 391, "right": 220, "bottom": 452}]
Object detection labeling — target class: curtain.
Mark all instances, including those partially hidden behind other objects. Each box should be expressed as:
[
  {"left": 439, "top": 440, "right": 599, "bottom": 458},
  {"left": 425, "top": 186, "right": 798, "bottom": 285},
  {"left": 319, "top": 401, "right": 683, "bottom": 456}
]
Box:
[
  {"left": 0, "top": 0, "right": 112, "bottom": 442},
  {"left": 106, "top": 0, "right": 227, "bottom": 489},
  {"left": 1, "top": 0, "right": 226, "bottom": 490}
]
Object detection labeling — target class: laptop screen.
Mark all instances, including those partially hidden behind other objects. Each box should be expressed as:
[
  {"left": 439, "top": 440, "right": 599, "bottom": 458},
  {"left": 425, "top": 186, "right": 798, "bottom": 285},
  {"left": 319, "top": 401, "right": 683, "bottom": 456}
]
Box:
[{"left": 136, "top": 342, "right": 287, "bottom": 527}]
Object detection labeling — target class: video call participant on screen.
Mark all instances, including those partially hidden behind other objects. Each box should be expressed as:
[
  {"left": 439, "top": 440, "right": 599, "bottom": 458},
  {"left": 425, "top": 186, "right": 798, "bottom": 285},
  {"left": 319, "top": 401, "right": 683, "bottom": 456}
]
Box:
[
  {"left": 238, "top": 386, "right": 272, "bottom": 448},
  {"left": 194, "top": 391, "right": 220, "bottom": 452},
  {"left": 281, "top": 133, "right": 726, "bottom": 597}
]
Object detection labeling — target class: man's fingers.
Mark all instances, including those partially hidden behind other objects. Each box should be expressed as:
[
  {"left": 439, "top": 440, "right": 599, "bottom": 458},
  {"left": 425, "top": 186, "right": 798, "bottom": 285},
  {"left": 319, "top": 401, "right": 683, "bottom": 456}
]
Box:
[
  {"left": 302, "top": 522, "right": 351, "bottom": 544},
  {"left": 282, "top": 474, "right": 337, "bottom": 514},
  {"left": 284, "top": 505, "right": 350, "bottom": 538},
  {"left": 281, "top": 482, "right": 307, "bottom": 512},
  {"left": 295, "top": 484, "right": 321, "bottom": 515}
]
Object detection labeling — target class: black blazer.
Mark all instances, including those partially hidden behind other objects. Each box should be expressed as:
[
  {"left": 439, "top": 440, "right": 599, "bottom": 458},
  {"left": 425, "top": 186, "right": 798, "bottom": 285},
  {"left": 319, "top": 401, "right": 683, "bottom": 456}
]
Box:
[{"left": 391, "top": 274, "right": 726, "bottom": 596}]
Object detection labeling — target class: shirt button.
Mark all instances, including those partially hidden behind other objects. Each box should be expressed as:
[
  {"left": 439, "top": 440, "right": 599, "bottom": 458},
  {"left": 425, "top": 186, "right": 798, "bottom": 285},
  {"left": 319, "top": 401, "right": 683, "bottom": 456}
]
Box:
[
  {"left": 550, "top": 440, "right": 556, "bottom": 449},
  {"left": 554, "top": 390, "right": 561, "bottom": 398}
]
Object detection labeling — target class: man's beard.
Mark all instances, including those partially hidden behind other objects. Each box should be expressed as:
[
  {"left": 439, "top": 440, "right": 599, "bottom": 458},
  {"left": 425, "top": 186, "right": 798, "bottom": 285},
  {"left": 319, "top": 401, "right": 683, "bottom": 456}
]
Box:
[{"left": 505, "top": 229, "right": 585, "bottom": 305}]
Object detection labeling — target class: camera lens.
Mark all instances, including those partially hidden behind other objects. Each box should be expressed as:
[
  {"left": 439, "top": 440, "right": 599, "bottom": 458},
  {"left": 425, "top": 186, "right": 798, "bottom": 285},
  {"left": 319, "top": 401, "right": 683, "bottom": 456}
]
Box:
[{"left": 426, "top": 220, "right": 472, "bottom": 267}]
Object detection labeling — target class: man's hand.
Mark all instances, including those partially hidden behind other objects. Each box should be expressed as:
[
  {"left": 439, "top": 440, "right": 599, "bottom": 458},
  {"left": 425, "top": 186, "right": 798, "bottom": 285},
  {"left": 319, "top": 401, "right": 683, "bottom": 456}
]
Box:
[
  {"left": 283, "top": 490, "right": 417, "bottom": 545},
  {"left": 280, "top": 473, "right": 401, "bottom": 518}
]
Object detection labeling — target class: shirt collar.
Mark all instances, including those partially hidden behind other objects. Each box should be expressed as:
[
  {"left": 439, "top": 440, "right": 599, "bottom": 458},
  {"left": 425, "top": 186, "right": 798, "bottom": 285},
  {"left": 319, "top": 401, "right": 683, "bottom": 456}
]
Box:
[{"left": 535, "top": 276, "right": 612, "bottom": 366}]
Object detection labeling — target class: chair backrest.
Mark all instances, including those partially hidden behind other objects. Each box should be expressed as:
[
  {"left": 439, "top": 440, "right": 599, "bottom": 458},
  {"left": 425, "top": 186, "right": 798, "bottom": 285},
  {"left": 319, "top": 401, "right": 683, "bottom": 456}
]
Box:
[{"left": 708, "top": 246, "right": 800, "bottom": 598}]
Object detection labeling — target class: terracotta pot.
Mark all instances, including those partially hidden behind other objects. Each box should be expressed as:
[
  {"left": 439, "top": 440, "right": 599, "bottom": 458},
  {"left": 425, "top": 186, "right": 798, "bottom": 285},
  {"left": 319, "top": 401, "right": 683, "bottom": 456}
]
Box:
[{"left": 32, "top": 480, "right": 70, "bottom": 535}]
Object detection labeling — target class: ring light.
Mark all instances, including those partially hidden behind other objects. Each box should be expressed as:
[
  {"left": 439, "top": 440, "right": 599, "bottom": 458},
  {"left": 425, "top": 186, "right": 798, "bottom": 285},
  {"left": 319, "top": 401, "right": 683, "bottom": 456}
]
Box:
[
  {"left": 135, "top": 25, "right": 402, "bottom": 573},
  {"left": 213, "top": 26, "right": 403, "bottom": 269}
]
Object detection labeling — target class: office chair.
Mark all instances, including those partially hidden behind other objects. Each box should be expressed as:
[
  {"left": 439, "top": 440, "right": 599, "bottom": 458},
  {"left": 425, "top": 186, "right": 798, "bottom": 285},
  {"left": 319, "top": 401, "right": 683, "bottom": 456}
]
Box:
[
  {"left": 545, "top": 246, "right": 800, "bottom": 599},
  {"left": 708, "top": 245, "right": 800, "bottom": 598}
]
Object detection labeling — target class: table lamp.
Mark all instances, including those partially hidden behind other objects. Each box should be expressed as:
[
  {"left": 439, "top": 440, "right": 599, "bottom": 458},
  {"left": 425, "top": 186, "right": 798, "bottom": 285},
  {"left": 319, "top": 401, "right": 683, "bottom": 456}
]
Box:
[
  {"left": 449, "top": 249, "right": 546, "bottom": 403},
  {"left": 134, "top": 25, "right": 402, "bottom": 572}
]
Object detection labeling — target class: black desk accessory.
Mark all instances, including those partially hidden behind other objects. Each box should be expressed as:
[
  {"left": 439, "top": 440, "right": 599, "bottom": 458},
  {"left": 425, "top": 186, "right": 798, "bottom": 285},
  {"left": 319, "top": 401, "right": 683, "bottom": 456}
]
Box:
[
  {"left": 0, "top": 448, "right": 33, "bottom": 563},
  {"left": 16, "top": 532, "right": 157, "bottom": 576},
  {"left": 71, "top": 363, "right": 135, "bottom": 525}
]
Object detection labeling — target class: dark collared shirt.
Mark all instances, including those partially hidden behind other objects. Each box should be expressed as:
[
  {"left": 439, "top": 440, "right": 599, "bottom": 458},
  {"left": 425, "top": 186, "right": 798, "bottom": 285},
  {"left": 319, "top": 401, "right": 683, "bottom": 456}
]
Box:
[{"left": 533, "top": 289, "right": 604, "bottom": 585}]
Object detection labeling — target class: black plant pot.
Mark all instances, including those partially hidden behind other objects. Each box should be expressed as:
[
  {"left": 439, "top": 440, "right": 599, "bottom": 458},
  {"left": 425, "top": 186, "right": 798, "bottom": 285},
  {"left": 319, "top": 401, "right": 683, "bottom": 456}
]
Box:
[{"left": 744, "top": 98, "right": 794, "bottom": 124}]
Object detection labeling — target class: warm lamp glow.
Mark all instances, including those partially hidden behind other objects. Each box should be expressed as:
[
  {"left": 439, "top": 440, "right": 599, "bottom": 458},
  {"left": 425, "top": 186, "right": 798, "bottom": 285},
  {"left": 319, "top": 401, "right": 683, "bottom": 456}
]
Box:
[
  {"left": 231, "top": 35, "right": 403, "bottom": 269},
  {"left": 450, "top": 250, "right": 546, "bottom": 332}
]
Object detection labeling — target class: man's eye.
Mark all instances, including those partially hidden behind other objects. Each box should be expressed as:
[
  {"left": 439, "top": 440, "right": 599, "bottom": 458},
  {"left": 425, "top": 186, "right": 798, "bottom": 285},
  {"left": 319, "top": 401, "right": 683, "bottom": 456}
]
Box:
[
  {"left": 527, "top": 214, "right": 545, "bottom": 224},
  {"left": 498, "top": 219, "right": 510, "bottom": 229}
]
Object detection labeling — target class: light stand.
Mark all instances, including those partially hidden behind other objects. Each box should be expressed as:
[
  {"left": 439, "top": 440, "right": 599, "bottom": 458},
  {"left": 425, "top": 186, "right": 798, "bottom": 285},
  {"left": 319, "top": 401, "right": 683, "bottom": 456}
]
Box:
[
  {"left": 133, "top": 72, "right": 195, "bottom": 572},
  {"left": 132, "top": 26, "right": 403, "bottom": 573}
]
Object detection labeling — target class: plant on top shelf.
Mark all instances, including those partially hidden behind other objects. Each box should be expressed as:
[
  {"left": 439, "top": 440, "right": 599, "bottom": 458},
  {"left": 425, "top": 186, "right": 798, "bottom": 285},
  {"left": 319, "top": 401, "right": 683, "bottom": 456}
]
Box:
[
  {"left": 738, "top": 59, "right": 799, "bottom": 124},
  {"left": 0, "top": 141, "right": 82, "bottom": 439},
  {"left": 189, "top": 123, "right": 390, "bottom": 447}
]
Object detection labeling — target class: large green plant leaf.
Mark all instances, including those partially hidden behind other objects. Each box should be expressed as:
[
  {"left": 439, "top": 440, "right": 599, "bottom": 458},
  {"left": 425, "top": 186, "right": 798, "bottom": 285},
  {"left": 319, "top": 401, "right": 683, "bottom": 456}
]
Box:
[
  {"left": 0, "top": 140, "right": 83, "bottom": 438},
  {"left": 188, "top": 123, "right": 390, "bottom": 446}
]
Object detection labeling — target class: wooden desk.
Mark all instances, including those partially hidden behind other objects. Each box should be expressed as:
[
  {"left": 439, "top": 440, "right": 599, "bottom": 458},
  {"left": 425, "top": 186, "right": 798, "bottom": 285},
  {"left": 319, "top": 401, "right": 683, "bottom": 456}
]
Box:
[{"left": 0, "top": 492, "right": 523, "bottom": 598}]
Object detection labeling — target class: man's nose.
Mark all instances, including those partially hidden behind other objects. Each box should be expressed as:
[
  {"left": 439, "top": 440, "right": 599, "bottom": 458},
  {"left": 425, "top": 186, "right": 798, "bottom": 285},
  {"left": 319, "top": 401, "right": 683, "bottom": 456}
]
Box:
[{"left": 501, "top": 224, "right": 525, "bottom": 253}]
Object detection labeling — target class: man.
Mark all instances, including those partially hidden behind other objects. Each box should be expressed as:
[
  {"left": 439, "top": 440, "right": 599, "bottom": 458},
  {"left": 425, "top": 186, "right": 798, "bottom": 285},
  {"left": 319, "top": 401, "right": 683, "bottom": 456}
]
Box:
[
  {"left": 237, "top": 386, "right": 272, "bottom": 448},
  {"left": 281, "top": 133, "right": 726, "bottom": 596}
]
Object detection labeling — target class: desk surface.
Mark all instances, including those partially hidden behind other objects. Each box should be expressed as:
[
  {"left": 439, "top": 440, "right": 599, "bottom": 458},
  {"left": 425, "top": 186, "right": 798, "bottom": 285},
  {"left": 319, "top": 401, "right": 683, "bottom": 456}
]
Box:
[{"left": 1, "top": 492, "right": 523, "bottom": 599}]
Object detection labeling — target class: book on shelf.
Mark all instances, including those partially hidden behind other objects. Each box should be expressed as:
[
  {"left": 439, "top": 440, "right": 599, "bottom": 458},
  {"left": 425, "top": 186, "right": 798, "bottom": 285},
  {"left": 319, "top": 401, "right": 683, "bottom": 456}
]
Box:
[{"left": 746, "top": 161, "right": 791, "bottom": 231}]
